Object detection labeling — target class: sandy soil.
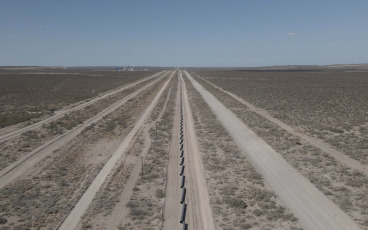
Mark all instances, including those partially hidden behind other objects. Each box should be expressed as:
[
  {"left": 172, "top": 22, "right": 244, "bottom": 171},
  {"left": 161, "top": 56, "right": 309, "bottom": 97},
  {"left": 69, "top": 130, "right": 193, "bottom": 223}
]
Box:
[
  {"left": 0, "top": 72, "right": 169, "bottom": 230},
  {"left": 192, "top": 72, "right": 368, "bottom": 177},
  {"left": 114, "top": 74, "right": 177, "bottom": 230},
  {"left": 85, "top": 72, "right": 177, "bottom": 230},
  {"left": 180, "top": 72, "right": 216, "bottom": 230},
  {"left": 75, "top": 120, "right": 151, "bottom": 230},
  {"left": 184, "top": 75, "right": 302, "bottom": 229},
  {"left": 162, "top": 78, "right": 181, "bottom": 230},
  {"left": 191, "top": 71, "right": 368, "bottom": 228},
  {"left": 0, "top": 73, "right": 168, "bottom": 190},
  {"left": 0, "top": 71, "right": 166, "bottom": 143},
  {"left": 58, "top": 72, "right": 173, "bottom": 230},
  {"left": 195, "top": 70, "right": 368, "bottom": 166},
  {"left": 102, "top": 129, "right": 151, "bottom": 230},
  {"left": 184, "top": 71, "right": 360, "bottom": 230},
  {"left": 0, "top": 73, "right": 168, "bottom": 172}
]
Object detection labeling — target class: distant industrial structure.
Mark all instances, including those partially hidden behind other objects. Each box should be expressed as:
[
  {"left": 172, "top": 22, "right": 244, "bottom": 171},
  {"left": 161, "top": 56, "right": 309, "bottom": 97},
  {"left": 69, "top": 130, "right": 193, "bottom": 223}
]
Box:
[
  {"left": 116, "top": 66, "right": 134, "bottom": 71},
  {"left": 116, "top": 66, "right": 148, "bottom": 71}
]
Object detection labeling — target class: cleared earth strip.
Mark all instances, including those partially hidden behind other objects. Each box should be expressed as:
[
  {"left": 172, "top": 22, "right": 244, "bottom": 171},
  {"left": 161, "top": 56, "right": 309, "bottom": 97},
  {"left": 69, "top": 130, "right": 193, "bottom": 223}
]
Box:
[
  {"left": 0, "top": 71, "right": 169, "bottom": 189},
  {"left": 162, "top": 74, "right": 182, "bottom": 230},
  {"left": 184, "top": 75, "right": 301, "bottom": 229},
  {"left": 101, "top": 71, "right": 177, "bottom": 230},
  {"left": 191, "top": 72, "right": 368, "bottom": 176},
  {"left": 0, "top": 70, "right": 166, "bottom": 143},
  {"left": 74, "top": 77, "right": 174, "bottom": 229},
  {"left": 58, "top": 71, "right": 174, "bottom": 230},
  {"left": 184, "top": 71, "right": 360, "bottom": 230},
  {"left": 180, "top": 72, "right": 216, "bottom": 230}
]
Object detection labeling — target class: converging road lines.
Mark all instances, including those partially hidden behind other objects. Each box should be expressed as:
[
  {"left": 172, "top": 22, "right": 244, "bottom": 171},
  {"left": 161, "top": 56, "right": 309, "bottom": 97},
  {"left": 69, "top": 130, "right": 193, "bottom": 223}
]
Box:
[
  {"left": 0, "top": 71, "right": 166, "bottom": 143},
  {"left": 58, "top": 72, "right": 174, "bottom": 230},
  {"left": 179, "top": 80, "right": 188, "bottom": 229},
  {"left": 184, "top": 71, "right": 360, "bottom": 230},
  {"left": 192, "top": 72, "right": 368, "bottom": 177},
  {"left": 0, "top": 72, "right": 170, "bottom": 189},
  {"left": 104, "top": 72, "right": 176, "bottom": 229},
  {"left": 180, "top": 71, "right": 215, "bottom": 230},
  {"left": 163, "top": 75, "right": 183, "bottom": 230}
]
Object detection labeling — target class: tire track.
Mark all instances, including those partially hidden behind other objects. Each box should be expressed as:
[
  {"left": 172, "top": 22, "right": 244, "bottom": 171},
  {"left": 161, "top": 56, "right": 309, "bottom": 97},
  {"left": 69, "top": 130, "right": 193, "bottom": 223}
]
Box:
[
  {"left": 191, "top": 72, "right": 368, "bottom": 176},
  {"left": 0, "top": 71, "right": 169, "bottom": 190},
  {"left": 0, "top": 71, "right": 166, "bottom": 143},
  {"left": 180, "top": 71, "right": 215, "bottom": 230},
  {"left": 58, "top": 71, "right": 174, "bottom": 230},
  {"left": 184, "top": 70, "right": 360, "bottom": 230},
  {"left": 163, "top": 75, "right": 181, "bottom": 230},
  {"left": 102, "top": 71, "right": 176, "bottom": 230}
]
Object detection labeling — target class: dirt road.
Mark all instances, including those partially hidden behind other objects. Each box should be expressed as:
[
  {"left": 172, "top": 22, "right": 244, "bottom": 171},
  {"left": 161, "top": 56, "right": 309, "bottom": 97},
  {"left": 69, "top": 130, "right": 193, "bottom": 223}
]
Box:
[
  {"left": 102, "top": 72, "right": 176, "bottom": 230},
  {"left": 0, "top": 71, "right": 166, "bottom": 143},
  {"left": 0, "top": 72, "right": 169, "bottom": 189},
  {"left": 192, "top": 72, "right": 368, "bottom": 176},
  {"left": 184, "top": 71, "right": 360, "bottom": 230},
  {"left": 162, "top": 74, "right": 183, "bottom": 230},
  {"left": 58, "top": 72, "right": 174, "bottom": 230},
  {"left": 178, "top": 71, "right": 216, "bottom": 230}
]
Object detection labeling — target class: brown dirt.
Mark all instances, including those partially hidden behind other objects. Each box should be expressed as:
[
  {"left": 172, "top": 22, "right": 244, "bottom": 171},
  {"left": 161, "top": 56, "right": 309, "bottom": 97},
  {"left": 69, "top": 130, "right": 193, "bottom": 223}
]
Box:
[
  {"left": 0, "top": 68, "right": 158, "bottom": 128},
  {"left": 120, "top": 73, "right": 177, "bottom": 230},
  {"left": 195, "top": 70, "right": 368, "bottom": 165},
  {"left": 79, "top": 72, "right": 177, "bottom": 230},
  {"left": 190, "top": 71, "right": 368, "bottom": 229},
  {"left": 183, "top": 72, "right": 302, "bottom": 230},
  {"left": 0, "top": 75, "right": 168, "bottom": 230}
]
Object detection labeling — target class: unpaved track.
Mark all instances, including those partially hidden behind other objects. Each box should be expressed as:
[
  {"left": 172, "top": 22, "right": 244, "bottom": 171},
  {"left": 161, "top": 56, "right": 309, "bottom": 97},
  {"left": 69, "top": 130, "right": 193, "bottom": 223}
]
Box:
[
  {"left": 192, "top": 72, "right": 368, "bottom": 176},
  {"left": 90, "top": 123, "right": 151, "bottom": 230},
  {"left": 58, "top": 72, "right": 174, "bottom": 230},
  {"left": 0, "top": 72, "right": 169, "bottom": 190},
  {"left": 180, "top": 71, "right": 215, "bottom": 230},
  {"left": 185, "top": 71, "right": 360, "bottom": 230},
  {"left": 0, "top": 71, "right": 166, "bottom": 143},
  {"left": 103, "top": 72, "right": 176, "bottom": 230},
  {"left": 162, "top": 76, "right": 181, "bottom": 230}
]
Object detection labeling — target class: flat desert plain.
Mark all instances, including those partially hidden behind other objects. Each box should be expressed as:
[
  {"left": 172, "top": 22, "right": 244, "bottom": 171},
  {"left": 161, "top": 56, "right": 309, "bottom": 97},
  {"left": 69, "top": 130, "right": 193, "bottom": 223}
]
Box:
[{"left": 0, "top": 66, "right": 367, "bottom": 230}]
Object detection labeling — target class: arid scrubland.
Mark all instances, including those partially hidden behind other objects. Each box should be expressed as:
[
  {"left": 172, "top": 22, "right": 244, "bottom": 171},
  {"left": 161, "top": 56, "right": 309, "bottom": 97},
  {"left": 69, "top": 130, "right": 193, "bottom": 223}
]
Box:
[
  {"left": 122, "top": 75, "right": 177, "bottom": 230},
  {"left": 0, "top": 76, "right": 167, "bottom": 230},
  {"left": 1, "top": 67, "right": 367, "bottom": 230},
  {"left": 196, "top": 70, "right": 368, "bottom": 165},
  {"left": 78, "top": 74, "right": 177, "bottom": 230},
  {"left": 0, "top": 68, "right": 157, "bottom": 128},
  {"left": 191, "top": 72, "right": 368, "bottom": 229},
  {"left": 183, "top": 76, "right": 302, "bottom": 230},
  {"left": 0, "top": 77, "right": 158, "bottom": 171}
]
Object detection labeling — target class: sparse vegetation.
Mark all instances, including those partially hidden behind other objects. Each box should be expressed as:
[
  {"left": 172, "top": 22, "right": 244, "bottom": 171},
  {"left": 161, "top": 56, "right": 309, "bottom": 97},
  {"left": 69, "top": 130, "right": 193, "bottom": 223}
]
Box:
[
  {"left": 191, "top": 70, "right": 368, "bottom": 229},
  {"left": 122, "top": 74, "right": 177, "bottom": 229},
  {"left": 196, "top": 70, "right": 368, "bottom": 164},
  {"left": 2, "top": 67, "right": 367, "bottom": 229},
  {"left": 0, "top": 68, "right": 158, "bottom": 128},
  {"left": 0, "top": 217, "right": 7, "bottom": 224},
  {"left": 79, "top": 74, "right": 176, "bottom": 229},
  {"left": 0, "top": 75, "right": 167, "bottom": 229},
  {"left": 183, "top": 75, "right": 302, "bottom": 230},
  {"left": 0, "top": 74, "right": 158, "bottom": 171}
]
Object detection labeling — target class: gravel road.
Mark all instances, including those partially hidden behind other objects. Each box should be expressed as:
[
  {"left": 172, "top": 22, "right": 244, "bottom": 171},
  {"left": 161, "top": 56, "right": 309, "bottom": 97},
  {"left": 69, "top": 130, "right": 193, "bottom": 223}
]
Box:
[
  {"left": 185, "top": 71, "right": 360, "bottom": 230},
  {"left": 193, "top": 72, "right": 368, "bottom": 177},
  {"left": 58, "top": 72, "right": 173, "bottom": 230},
  {"left": 180, "top": 71, "right": 216, "bottom": 230},
  {"left": 163, "top": 77, "right": 182, "bottom": 230}
]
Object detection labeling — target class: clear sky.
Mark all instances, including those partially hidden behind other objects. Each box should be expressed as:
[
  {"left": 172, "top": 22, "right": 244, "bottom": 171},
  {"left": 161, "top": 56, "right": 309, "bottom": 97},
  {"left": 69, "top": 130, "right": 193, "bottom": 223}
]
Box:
[{"left": 1, "top": 0, "right": 367, "bottom": 67}]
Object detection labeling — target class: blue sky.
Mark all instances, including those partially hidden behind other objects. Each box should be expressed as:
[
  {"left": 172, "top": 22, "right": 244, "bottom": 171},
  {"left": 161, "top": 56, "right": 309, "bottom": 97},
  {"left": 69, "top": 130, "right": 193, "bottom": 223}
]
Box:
[{"left": 1, "top": 0, "right": 367, "bottom": 67}]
